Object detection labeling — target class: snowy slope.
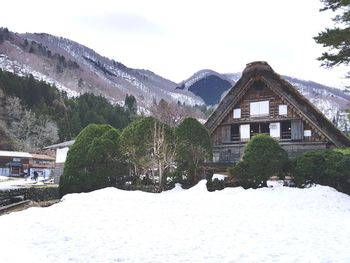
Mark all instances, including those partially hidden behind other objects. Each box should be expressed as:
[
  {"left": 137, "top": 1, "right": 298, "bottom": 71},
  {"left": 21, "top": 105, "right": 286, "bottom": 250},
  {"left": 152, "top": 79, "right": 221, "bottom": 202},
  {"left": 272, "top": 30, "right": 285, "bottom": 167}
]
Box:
[
  {"left": 0, "top": 30, "right": 203, "bottom": 109},
  {"left": 0, "top": 181, "right": 350, "bottom": 262},
  {"left": 0, "top": 54, "right": 79, "bottom": 97},
  {"left": 284, "top": 76, "right": 350, "bottom": 130},
  {"left": 177, "top": 69, "right": 235, "bottom": 90}
]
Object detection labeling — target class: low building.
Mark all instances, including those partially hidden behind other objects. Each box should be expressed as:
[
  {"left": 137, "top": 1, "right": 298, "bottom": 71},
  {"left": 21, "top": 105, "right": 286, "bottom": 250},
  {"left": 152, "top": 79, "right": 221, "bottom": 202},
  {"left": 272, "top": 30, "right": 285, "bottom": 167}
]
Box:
[
  {"left": 205, "top": 61, "right": 350, "bottom": 163},
  {"left": 43, "top": 140, "right": 75, "bottom": 183},
  {"left": 0, "top": 151, "right": 55, "bottom": 177}
]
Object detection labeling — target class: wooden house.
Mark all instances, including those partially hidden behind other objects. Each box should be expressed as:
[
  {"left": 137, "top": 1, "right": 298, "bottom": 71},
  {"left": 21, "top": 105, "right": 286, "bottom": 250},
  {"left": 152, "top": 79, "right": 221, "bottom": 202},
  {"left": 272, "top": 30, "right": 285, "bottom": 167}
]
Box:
[
  {"left": 0, "top": 151, "right": 55, "bottom": 177},
  {"left": 205, "top": 61, "right": 350, "bottom": 163}
]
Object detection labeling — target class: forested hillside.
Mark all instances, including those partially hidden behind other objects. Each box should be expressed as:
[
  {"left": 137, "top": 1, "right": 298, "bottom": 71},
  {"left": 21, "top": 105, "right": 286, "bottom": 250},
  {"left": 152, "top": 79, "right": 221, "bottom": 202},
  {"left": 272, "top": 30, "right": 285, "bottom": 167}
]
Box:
[{"left": 0, "top": 69, "right": 132, "bottom": 151}]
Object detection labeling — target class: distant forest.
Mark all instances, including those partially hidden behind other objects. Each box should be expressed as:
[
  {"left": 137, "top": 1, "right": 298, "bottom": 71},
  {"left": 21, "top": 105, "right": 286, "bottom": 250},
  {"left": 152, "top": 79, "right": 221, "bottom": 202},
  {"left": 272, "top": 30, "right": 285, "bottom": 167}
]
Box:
[{"left": 0, "top": 69, "right": 132, "bottom": 150}]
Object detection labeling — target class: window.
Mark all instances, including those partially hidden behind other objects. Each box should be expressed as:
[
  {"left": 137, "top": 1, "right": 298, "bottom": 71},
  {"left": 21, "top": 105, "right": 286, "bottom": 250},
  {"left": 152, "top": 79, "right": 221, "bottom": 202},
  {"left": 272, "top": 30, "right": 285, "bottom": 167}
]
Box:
[
  {"left": 240, "top": 124, "right": 250, "bottom": 141},
  {"left": 281, "top": 121, "right": 291, "bottom": 140},
  {"left": 231, "top": 124, "right": 240, "bottom": 141},
  {"left": 233, "top": 108, "right": 241, "bottom": 119},
  {"left": 279, "top": 105, "right": 287, "bottom": 115},
  {"left": 304, "top": 130, "right": 312, "bottom": 137},
  {"left": 250, "top": 101, "right": 269, "bottom": 116},
  {"left": 269, "top": 122, "right": 280, "bottom": 138},
  {"left": 213, "top": 152, "right": 220, "bottom": 163}
]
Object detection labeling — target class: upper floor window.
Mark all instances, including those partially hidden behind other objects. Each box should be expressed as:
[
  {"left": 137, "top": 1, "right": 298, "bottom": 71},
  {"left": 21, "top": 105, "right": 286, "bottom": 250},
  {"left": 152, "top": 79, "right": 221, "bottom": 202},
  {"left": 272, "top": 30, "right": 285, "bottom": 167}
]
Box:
[
  {"left": 250, "top": 100, "right": 269, "bottom": 117},
  {"left": 233, "top": 108, "right": 241, "bottom": 119},
  {"left": 304, "top": 130, "right": 312, "bottom": 137},
  {"left": 279, "top": 105, "right": 288, "bottom": 115}
]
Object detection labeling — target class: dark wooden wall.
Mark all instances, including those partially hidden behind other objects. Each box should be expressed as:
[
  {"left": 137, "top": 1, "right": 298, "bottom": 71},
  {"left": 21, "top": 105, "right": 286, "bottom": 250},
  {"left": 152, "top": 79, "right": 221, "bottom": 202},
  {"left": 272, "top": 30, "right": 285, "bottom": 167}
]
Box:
[{"left": 211, "top": 81, "right": 327, "bottom": 145}]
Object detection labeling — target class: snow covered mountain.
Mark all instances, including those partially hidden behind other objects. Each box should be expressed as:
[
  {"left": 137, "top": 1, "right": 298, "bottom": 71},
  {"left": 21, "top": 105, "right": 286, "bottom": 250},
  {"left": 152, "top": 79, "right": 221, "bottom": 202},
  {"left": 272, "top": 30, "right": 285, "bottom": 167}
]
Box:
[
  {"left": 179, "top": 70, "right": 350, "bottom": 130},
  {"left": 0, "top": 29, "right": 203, "bottom": 111},
  {"left": 0, "top": 28, "right": 348, "bottom": 130},
  {"left": 176, "top": 70, "right": 234, "bottom": 105}
]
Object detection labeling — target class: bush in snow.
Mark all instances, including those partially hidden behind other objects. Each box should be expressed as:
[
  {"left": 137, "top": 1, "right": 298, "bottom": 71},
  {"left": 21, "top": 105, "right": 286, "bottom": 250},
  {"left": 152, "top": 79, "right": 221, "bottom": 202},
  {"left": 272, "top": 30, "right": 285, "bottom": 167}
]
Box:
[
  {"left": 59, "top": 124, "right": 127, "bottom": 197},
  {"left": 229, "top": 134, "right": 289, "bottom": 188},
  {"left": 175, "top": 117, "right": 212, "bottom": 187},
  {"left": 120, "top": 117, "right": 176, "bottom": 192},
  {"left": 293, "top": 149, "right": 350, "bottom": 192},
  {"left": 206, "top": 178, "right": 225, "bottom": 192}
]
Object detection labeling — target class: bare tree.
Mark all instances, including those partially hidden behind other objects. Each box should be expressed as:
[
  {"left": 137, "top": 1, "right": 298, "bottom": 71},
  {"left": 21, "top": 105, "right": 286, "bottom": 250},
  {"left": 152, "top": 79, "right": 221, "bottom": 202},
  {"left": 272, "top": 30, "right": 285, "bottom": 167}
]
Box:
[
  {"left": 150, "top": 99, "right": 193, "bottom": 127},
  {"left": 0, "top": 93, "right": 59, "bottom": 151},
  {"left": 150, "top": 120, "right": 177, "bottom": 191}
]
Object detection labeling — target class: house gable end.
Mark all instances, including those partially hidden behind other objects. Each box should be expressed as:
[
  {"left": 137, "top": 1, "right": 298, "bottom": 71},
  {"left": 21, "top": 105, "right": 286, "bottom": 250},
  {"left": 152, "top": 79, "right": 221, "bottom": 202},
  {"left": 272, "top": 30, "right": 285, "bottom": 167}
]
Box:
[{"left": 205, "top": 61, "right": 350, "bottom": 148}]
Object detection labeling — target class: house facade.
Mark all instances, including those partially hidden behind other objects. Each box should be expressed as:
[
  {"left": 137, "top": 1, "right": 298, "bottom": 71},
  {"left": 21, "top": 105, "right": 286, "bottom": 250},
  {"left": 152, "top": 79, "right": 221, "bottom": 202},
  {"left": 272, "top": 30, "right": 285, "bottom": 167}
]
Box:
[
  {"left": 205, "top": 61, "right": 350, "bottom": 163},
  {"left": 0, "top": 151, "right": 55, "bottom": 177},
  {"left": 43, "top": 140, "right": 75, "bottom": 183}
]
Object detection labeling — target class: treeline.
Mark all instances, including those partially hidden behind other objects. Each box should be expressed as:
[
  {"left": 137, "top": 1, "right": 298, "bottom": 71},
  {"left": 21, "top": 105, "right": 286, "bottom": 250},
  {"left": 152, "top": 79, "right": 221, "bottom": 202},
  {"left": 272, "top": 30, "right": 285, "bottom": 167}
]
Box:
[
  {"left": 0, "top": 69, "right": 132, "bottom": 150},
  {"left": 59, "top": 117, "right": 212, "bottom": 196}
]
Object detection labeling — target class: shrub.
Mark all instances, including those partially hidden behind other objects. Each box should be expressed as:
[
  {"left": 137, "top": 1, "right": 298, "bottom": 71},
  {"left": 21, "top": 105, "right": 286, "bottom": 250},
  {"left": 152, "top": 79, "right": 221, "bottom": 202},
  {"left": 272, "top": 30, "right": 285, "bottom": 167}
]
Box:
[
  {"left": 175, "top": 118, "right": 212, "bottom": 186},
  {"left": 293, "top": 149, "right": 350, "bottom": 190},
  {"left": 335, "top": 147, "right": 350, "bottom": 156},
  {"left": 206, "top": 178, "right": 225, "bottom": 192},
  {"left": 59, "top": 124, "right": 127, "bottom": 197},
  {"left": 229, "top": 134, "right": 289, "bottom": 188}
]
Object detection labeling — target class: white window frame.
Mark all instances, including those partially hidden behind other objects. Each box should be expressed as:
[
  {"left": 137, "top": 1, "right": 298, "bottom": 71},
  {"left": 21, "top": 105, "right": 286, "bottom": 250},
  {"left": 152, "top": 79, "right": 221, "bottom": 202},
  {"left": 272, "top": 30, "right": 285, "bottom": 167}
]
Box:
[
  {"left": 233, "top": 108, "right": 241, "bottom": 119},
  {"left": 213, "top": 152, "right": 220, "bottom": 163},
  {"left": 304, "top": 130, "right": 312, "bottom": 137},
  {"left": 240, "top": 124, "right": 250, "bottom": 141},
  {"left": 279, "top": 105, "right": 288, "bottom": 116},
  {"left": 250, "top": 101, "right": 269, "bottom": 117},
  {"left": 269, "top": 122, "right": 280, "bottom": 138}
]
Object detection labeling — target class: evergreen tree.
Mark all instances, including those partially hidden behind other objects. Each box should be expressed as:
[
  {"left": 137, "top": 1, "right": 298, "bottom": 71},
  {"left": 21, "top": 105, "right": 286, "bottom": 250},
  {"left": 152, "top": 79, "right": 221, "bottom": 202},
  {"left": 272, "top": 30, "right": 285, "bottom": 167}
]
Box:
[
  {"left": 229, "top": 134, "right": 289, "bottom": 188},
  {"left": 314, "top": 0, "right": 350, "bottom": 123},
  {"left": 124, "top": 94, "right": 137, "bottom": 115},
  {"left": 175, "top": 118, "right": 212, "bottom": 186},
  {"left": 59, "top": 124, "right": 127, "bottom": 197},
  {"left": 314, "top": 1, "right": 350, "bottom": 71}
]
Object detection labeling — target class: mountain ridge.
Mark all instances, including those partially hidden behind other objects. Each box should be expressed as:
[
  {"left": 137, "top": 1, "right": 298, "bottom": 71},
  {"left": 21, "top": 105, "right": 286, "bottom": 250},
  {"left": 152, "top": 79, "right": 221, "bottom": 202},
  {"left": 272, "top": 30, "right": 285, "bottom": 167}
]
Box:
[{"left": 0, "top": 28, "right": 349, "bottom": 130}]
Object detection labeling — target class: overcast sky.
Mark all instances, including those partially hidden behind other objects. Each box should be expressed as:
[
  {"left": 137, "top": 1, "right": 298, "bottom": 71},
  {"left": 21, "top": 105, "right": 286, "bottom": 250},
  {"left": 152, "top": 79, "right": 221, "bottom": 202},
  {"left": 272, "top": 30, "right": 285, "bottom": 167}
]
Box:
[{"left": 1, "top": 0, "right": 348, "bottom": 88}]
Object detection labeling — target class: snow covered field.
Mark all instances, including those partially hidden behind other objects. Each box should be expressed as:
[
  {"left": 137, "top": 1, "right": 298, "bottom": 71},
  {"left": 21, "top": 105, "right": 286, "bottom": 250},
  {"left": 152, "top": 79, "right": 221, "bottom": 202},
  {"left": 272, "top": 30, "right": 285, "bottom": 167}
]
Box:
[
  {"left": 0, "top": 176, "right": 46, "bottom": 190},
  {"left": 1, "top": 181, "right": 350, "bottom": 262}
]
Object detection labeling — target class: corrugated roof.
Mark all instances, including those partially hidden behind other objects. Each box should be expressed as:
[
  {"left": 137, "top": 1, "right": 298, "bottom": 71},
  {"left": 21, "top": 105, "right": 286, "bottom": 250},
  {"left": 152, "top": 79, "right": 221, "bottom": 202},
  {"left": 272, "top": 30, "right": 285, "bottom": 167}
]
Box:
[
  {"left": 0, "top": 151, "right": 32, "bottom": 158},
  {"left": 43, "top": 140, "right": 75, "bottom": 149}
]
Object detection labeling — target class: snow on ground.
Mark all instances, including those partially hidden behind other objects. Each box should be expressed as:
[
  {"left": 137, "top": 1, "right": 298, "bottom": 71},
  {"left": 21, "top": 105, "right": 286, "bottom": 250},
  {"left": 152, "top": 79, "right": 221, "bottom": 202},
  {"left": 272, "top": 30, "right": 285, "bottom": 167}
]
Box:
[
  {"left": 1, "top": 180, "right": 350, "bottom": 262},
  {"left": 0, "top": 175, "right": 9, "bottom": 181},
  {"left": 212, "top": 173, "right": 226, "bottom": 181},
  {"left": 0, "top": 177, "right": 46, "bottom": 190}
]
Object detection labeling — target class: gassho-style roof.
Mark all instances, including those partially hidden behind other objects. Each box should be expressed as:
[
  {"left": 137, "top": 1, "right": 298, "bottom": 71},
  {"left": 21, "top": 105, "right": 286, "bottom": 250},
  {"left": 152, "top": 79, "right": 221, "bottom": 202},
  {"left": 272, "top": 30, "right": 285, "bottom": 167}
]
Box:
[{"left": 205, "top": 61, "right": 350, "bottom": 147}]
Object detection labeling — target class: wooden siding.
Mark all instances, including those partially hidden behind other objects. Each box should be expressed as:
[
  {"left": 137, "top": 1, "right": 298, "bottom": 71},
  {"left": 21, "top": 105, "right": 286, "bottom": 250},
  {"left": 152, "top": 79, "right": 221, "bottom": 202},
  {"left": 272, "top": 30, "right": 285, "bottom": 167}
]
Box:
[
  {"left": 291, "top": 120, "right": 303, "bottom": 140},
  {"left": 212, "top": 80, "right": 327, "bottom": 145}
]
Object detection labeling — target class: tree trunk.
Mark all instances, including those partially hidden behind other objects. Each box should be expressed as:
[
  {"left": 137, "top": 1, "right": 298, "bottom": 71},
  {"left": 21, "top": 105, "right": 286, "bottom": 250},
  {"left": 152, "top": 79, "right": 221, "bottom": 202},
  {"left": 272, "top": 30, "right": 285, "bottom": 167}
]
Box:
[{"left": 158, "top": 161, "right": 163, "bottom": 193}]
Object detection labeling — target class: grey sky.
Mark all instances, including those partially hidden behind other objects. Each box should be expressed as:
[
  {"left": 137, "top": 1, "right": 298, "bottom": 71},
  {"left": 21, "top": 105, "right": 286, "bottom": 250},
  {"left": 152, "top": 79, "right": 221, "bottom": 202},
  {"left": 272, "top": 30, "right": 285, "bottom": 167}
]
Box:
[{"left": 1, "top": 0, "right": 348, "bottom": 88}]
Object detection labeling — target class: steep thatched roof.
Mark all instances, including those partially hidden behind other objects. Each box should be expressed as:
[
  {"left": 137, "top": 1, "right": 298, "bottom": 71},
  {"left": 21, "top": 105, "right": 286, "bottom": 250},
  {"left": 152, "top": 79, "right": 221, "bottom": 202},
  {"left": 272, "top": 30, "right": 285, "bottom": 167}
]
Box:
[{"left": 205, "top": 61, "right": 350, "bottom": 147}]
